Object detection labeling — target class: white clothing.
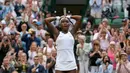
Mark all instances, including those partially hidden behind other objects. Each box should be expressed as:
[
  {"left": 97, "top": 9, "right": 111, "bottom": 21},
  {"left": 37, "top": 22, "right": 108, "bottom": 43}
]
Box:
[
  {"left": 76, "top": 43, "right": 91, "bottom": 73},
  {"left": 90, "top": 66, "right": 99, "bottom": 73},
  {"left": 93, "top": 33, "right": 109, "bottom": 41},
  {"left": 43, "top": 45, "right": 55, "bottom": 54},
  {"left": 79, "top": 61, "right": 89, "bottom": 73},
  {"left": 36, "top": 29, "right": 47, "bottom": 38},
  {"left": 55, "top": 32, "right": 77, "bottom": 71},
  {"left": 28, "top": 51, "right": 37, "bottom": 66},
  {"left": 100, "top": 39, "right": 110, "bottom": 50}
]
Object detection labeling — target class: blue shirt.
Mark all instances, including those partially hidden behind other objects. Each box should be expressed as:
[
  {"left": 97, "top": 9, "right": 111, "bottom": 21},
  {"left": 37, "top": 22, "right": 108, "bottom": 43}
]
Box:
[{"left": 98, "top": 64, "right": 113, "bottom": 73}]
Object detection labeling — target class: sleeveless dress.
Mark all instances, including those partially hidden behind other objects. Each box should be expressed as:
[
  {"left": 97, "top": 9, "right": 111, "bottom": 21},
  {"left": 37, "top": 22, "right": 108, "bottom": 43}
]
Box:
[{"left": 55, "top": 32, "right": 77, "bottom": 71}]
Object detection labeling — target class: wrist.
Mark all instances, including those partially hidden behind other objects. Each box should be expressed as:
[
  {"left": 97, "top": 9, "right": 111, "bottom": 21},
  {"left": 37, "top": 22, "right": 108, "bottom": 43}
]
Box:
[{"left": 55, "top": 16, "right": 60, "bottom": 20}]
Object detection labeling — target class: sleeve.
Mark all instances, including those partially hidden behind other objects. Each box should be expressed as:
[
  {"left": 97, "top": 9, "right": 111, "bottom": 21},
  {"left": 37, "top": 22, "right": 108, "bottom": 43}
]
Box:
[
  {"left": 96, "top": 0, "right": 102, "bottom": 6},
  {"left": 89, "top": 0, "right": 95, "bottom": 6},
  {"left": 98, "top": 65, "right": 103, "bottom": 73},
  {"left": 107, "top": 65, "right": 113, "bottom": 73},
  {"left": 28, "top": 66, "right": 32, "bottom": 73},
  {"left": 96, "top": 58, "right": 102, "bottom": 65},
  {"left": 76, "top": 44, "right": 80, "bottom": 56}
]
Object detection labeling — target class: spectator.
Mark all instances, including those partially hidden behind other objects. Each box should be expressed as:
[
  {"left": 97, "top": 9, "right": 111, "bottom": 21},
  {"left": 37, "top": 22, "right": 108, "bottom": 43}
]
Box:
[
  {"left": 116, "top": 52, "right": 130, "bottom": 73},
  {"left": 28, "top": 56, "right": 45, "bottom": 73},
  {"left": 28, "top": 42, "right": 38, "bottom": 66},
  {"left": 89, "top": 0, "right": 102, "bottom": 18},
  {"left": 98, "top": 55, "right": 113, "bottom": 73},
  {"left": 21, "top": 28, "right": 41, "bottom": 52},
  {"left": 76, "top": 35, "right": 91, "bottom": 73},
  {"left": 14, "top": 0, "right": 25, "bottom": 17},
  {"left": 89, "top": 40, "right": 102, "bottom": 73},
  {"left": 0, "top": 36, "right": 12, "bottom": 66},
  {"left": 0, "top": 57, "right": 15, "bottom": 73}
]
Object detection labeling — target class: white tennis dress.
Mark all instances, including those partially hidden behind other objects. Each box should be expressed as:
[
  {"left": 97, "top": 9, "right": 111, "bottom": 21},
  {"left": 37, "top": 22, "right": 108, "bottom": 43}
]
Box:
[{"left": 55, "top": 32, "right": 77, "bottom": 71}]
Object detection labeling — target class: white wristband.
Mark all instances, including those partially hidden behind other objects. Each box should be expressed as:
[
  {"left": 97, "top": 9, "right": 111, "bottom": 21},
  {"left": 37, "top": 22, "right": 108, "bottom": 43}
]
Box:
[
  {"left": 56, "top": 16, "right": 61, "bottom": 20},
  {"left": 66, "top": 15, "right": 71, "bottom": 19}
]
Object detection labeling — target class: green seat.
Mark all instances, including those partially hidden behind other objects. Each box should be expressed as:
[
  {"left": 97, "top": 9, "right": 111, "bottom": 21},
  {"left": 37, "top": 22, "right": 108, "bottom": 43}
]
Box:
[
  {"left": 119, "top": 12, "right": 124, "bottom": 18},
  {"left": 111, "top": 19, "right": 122, "bottom": 27},
  {"left": 95, "top": 19, "right": 102, "bottom": 25}
]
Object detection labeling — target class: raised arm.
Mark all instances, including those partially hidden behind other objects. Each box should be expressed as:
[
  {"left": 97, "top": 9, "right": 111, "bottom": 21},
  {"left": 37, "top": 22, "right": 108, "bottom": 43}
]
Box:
[
  {"left": 71, "top": 15, "right": 82, "bottom": 35},
  {"left": 44, "top": 17, "right": 59, "bottom": 40}
]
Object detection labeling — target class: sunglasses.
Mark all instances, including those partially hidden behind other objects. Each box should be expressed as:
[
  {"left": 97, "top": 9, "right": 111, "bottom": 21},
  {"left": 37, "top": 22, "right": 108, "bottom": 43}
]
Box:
[{"left": 94, "top": 44, "right": 99, "bottom": 45}]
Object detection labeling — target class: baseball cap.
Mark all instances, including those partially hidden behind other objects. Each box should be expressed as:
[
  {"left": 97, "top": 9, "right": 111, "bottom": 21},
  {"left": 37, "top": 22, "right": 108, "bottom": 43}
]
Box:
[
  {"left": 1, "top": 20, "right": 6, "bottom": 24},
  {"left": 110, "top": 41, "right": 115, "bottom": 45},
  {"left": 32, "top": 19, "right": 38, "bottom": 22},
  {"left": 36, "top": 21, "right": 42, "bottom": 26}
]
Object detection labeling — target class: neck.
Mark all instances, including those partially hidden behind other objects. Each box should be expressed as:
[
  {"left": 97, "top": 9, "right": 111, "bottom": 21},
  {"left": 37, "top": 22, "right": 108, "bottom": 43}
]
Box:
[
  {"left": 49, "top": 45, "right": 52, "bottom": 48},
  {"left": 62, "top": 30, "right": 68, "bottom": 34}
]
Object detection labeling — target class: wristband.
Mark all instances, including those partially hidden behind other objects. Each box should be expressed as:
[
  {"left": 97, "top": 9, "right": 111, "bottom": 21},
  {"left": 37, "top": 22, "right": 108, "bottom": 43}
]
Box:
[
  {"left": 66, "top": 15, "right": 71, "bottom": 19},
  {"left": 55, "top": 16, "right": 60, "bottom": 20}
]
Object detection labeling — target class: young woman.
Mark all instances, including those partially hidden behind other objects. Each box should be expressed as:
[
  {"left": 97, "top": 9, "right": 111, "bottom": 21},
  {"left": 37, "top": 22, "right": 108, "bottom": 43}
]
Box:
[
  {"left": 44, "top": 15, "right": 81, "bottom": 73},
  {"left": 98, "top": 55, "right": 113, "bottom": 73}
]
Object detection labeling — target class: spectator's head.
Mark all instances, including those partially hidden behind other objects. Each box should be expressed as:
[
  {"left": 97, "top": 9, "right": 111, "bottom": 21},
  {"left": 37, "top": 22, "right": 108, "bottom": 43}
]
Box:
[
  {"left": 12, "top": 71, "right": 18, "bottom": 73},
  {"left": 4, "top": 0, "right": 10, "bottom": 6},
  {"left": 85, "top": 21, "right": 92, "bottom": 29},
  {"left": 46, "top": 11, "right": 51, "bottom": 18},
  {"left": 34, "top": 56, "right": 39, "bottom": 65},
  {"left": 36, "top": 21, "right": 42, "bottom": 30},
  {"left": 103, "top": 55, "right": 111, "bottom": 64},
  {"left": 21, "top": 53, "right": 27, "bottom": 62},
  {"left": 101, "top": 29, "right": 107, "bottom": 38},
  {"left": 32, "top": 19, "right": 38, "bottom": 24},
  {"left": 21, "top": 23, "right": 27, "bottom": 31},
  {"left": 78, "top": 35, "right": 86, "bottom": 43},
  {"left": 110, "top": 41, "right": 115, "bottom": 48},
  {"left": 2, "top": 36, "right": 9, "bottom": 44},
  {"left": 93, "top": 40, "right": 100, "bottom": 50},
  {"left": 122, "top": 18, "right": 127, "bottom": 26},
  {"left": 28, "top": 28, "right": 36, "bottom": 37},
  {"left": 51, "top": 49, "right": 57, "bottom": 58},
  {"left": 101, "top": 50, "right": 107, "bottom": 57},
  {"left": 30, "top": 42, "right": 37, "bottom": 51},
  {"left": 3, "top": 57, "right": 10, "bottom": 67},
  {"left": 45, "top": 32, "right": 50, "bottom": 41},
  {"left": 18, "top": 50, "right": 24, "bottom": 58},
  {"left": 120, "top": 52, "right": 128, "bottom": 62},
  {"left": 47, "top": 38, "right": 54, "bottom": 47},
  {"left": 102, "top": 18, "right": 108, "bottom": 27}
]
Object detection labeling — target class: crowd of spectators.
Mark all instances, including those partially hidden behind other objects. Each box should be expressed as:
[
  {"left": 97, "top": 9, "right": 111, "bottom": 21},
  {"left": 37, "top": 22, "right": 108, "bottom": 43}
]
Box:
[{"left": 0, "top": 0, "right": 130, "bottom": 73}]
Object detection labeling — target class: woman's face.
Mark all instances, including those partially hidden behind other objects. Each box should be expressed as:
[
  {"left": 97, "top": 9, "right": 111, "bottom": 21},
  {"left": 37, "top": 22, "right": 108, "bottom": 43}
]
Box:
[
  {"left": 60, "top": 18, "right": 70, "bottom": 32},
  {"left": 30, "top": 42, "right": 37, "bottom": 51},
  {"left": 110, "top": 44, "right": 115, "bottom": 48},
  {"left": 21, "top": 24, "right": 27, "bottom": 31},
  {"left": 94, "top": 43, "right": 100, "bottom": 50},
  {"left": 86, "top": 22, "right": 91, "bottom": 29},
  {"left": 101, "top": 32, "right": 106, "bottom": 37},
  {"left": 102, "top": 51, "right": 107, "bottom": 57},
  {"left": 78, "top": 38, "right": 84, "bottom": 43},
  {"left": 103, "top": 56, "right": 109, "bottom": 62},
  {"left": 47, "top": 39, "right": 53, "bottom": 47},
  {"left": 121, "top": 55, "right": 127, "bottom": 62}
]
